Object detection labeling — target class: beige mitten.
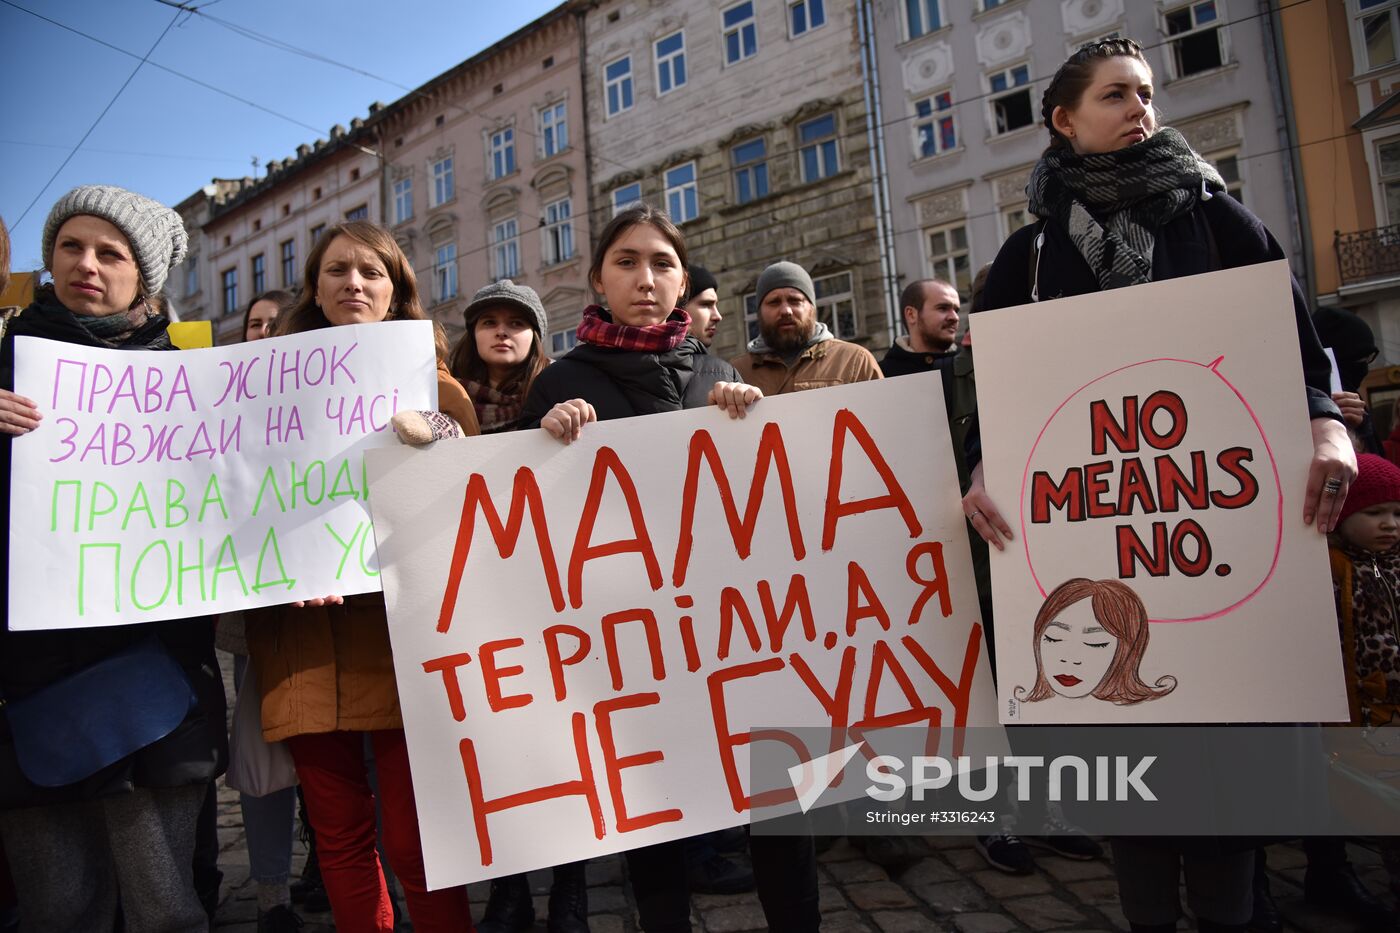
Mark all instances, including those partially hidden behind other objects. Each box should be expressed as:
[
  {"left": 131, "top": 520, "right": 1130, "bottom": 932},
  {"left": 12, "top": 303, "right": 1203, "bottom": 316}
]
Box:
[{"left": 391, "top": 409, "right": 463, "bottom": 445}]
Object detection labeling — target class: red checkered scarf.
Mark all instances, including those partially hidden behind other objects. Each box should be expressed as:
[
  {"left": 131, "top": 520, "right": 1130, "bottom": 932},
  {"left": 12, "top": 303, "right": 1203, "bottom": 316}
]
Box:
[{"left": 576, "top": 304, "right": 690, "bottom": 353}]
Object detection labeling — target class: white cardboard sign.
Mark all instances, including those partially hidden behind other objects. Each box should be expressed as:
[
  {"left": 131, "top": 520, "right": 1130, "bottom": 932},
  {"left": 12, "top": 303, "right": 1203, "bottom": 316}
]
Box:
[
  {"left": 8, "top": 320, "right": 437, "bottom": 629},
  {"left": 365, "top": 374, "right": 998, "bottom": 888},
  {"left": 974, "top": 262, "right": 1348, "bottom": 724}
]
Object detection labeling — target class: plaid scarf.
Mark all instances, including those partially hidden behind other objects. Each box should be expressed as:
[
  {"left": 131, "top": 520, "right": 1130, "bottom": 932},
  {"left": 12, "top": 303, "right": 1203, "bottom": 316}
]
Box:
[
  {"left": 576, "top": 304, "right": 690, "bottom": 353},
  {"left": 1027, "top": 128, "right": 1225, "bottom": 291},
  {"left": 463, "top": 378, "right": 523, "bottom": 433}
]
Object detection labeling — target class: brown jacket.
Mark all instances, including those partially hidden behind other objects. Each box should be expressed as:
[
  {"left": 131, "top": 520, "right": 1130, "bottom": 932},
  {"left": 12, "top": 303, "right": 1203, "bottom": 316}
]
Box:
[
  {"left": 247, "top": 366, "right": 479, "bottom": 741},
  {"left": 731, "top": 338, "right": 883, "bottom": 396}
]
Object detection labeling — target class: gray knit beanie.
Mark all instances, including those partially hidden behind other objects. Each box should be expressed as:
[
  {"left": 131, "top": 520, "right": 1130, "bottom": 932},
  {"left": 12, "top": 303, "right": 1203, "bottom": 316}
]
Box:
[
  {"left": 463, "top": 279, "right": 548, "bottom": 336},
  {"left": 756, "top": 261, "right": 814, "bottom": 306},
  {"left": 42, "top": 185, "right": 188, "bottom": 297}
]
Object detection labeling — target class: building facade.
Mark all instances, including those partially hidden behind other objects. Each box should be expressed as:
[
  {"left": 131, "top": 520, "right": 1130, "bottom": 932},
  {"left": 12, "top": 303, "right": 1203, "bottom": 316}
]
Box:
[
  {"left": 574, "top": 0, "right": 892, "bottom": 362},
  {"left": 870, "top": 0, "right": 1301, "bottom": 311}
]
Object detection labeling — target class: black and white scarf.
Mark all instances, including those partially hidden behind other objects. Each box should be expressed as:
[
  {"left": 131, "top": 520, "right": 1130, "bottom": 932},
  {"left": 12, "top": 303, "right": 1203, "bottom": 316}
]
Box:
[{"left": 1026, "top": 128, "right": 1225, "bottom": 291}]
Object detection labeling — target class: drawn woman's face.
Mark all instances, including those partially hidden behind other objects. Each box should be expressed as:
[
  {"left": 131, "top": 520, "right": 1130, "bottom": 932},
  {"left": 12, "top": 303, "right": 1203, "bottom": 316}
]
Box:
[{"left": 1041, "top": 601, "right": 1118, "bottom": 698}]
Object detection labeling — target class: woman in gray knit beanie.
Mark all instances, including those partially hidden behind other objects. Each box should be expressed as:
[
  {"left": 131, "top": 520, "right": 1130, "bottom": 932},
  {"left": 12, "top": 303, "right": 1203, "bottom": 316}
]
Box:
[{"left": 0, "top": 186, "right": 224, "bottom": 931}]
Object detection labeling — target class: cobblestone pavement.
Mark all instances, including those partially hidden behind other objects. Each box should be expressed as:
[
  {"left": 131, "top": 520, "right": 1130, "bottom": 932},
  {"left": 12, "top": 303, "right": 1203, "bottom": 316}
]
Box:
[{"left": 209, "top": 654, "right": 1397, "bottom": 932}]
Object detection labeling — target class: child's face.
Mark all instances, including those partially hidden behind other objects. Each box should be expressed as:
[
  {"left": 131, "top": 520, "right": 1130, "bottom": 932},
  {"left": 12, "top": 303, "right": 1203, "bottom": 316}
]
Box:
[
  {"left": 1339, "top": 501, "right": 1400, "bottom": 553},
  {"left": 1041, "top": 601, "right": 1118, "bottom": 699}
]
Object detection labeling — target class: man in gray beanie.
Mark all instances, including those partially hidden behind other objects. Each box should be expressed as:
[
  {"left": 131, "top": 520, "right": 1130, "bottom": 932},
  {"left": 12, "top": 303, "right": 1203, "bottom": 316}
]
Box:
[
  {"left": 731, "top": 260, "right": 880, "bottom": 395},
  {"left": 42, "top": 184, "right": 188, "bottom": 298}
]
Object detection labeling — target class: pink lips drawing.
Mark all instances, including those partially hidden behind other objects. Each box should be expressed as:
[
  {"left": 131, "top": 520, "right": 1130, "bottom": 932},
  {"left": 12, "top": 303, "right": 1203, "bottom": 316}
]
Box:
[{"left": 1054, "top": 674, "right": 1082, "bottom": 688}]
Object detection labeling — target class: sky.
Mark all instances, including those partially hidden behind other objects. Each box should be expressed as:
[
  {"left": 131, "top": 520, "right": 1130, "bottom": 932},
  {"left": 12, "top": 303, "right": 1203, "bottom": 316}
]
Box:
[{"left": 1, "top": 0, "right": 566, "bottom": 272}]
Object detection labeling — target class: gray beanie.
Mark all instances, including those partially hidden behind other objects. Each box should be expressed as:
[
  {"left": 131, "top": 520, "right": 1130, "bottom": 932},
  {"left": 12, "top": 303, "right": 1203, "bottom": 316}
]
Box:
[
  {"left": 756, "top": 261, "right": 814, "bottom": 306},
  {"left": 463, "top": 279, "right": 548, "bottom": 336},
  {"left": 42, "top": 185, "right": 188, "bottom": 297}
]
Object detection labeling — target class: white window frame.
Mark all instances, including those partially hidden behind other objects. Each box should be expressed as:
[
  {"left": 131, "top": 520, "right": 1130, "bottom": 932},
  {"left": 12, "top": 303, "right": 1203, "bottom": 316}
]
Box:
[
  {"left": 542, "top": 197, "right": 574, "bottom": 265},
  {"left": 903, "top": 0, "right": 945, "bottom": 41},
  {"left": 604, "top": 55, "right": 634, "bottom": 117},
  {"left": 913, "top": 88, "right": 957, "bottom": 159},
  {"left": 492, "top": 218, "right": 520, "bottom": 280},
  {"left": 813, "top": 271, "right": 857, "bottom": 340},
  {"left": 798, "top": 113, "right": 840, "bottom": 183},
  {"left": 1354, "top": 0, "right": 1400, "bottom": 72},
  {"left": 732, "top": 137, "right": 770, "bottom": 205},
  {"left": 393, "top": 177, "right": 413, "bottom": 224},
  {"left": 488, "top": 127, "right": 516, "bottom": 181},
  {"left": 184, "top": 254, "right": 198, "bottom": 296},
  {"left": 1205, "top": 148, "right": 1246, "bottom": 204},
  {"left": 654, "top": 31, "right": 687, "bottom": 95},
  {"left": 431, "top": 156, "right": 454, "bottom": 207},
  {"left": 1376, "top": 134, "right": 1400, "bottom": 226},
  {"left": 925, "top": 221, "right": 972, "bottom": 296},
  {"left": 743, "top": 292, "right": 760, "bottom": 342},
  {"left": 539, "top": 101, "right": 568, "bottom": 158},
  {"left": 1000, "top": 203, "right": 1029, "bottom": 242},
  {"left": 612, "top": 183, "right": 643, "bottom": 216},
  {"left": 987, "top": 63, "right": 1034, "bottom": 137},
  {"left": 1162, "top": 0, "right": 1230, "bottom": 81},
  {"left": 722, "top": 1, "right": 758, "bottom": 66},
  {"left": 435, "top": 243, "right": 458, "bottom": 303},
  {"left": 789, "top": 0, "right": 826, "bottom": 38},
  {"left": 665, "top": 161, "right": 699, "bottom": 223},
  {"left": 550, "top": 327, "right": 579, "bottom": 358}
]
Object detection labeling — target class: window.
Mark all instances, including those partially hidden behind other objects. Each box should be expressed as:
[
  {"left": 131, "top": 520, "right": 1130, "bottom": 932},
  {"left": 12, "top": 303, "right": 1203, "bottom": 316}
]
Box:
[
  {"left": 980, "top": 0, "right": 1004, "bottom": 9},
  {"left": 393, "top": 178, "right": 413, "bottom": 224},
  {"left": 732, "top": 138, "right": 770, "bottom": 204},
  {"left": 814, "top": 272, "right": 856, "bottom": 339},
  {"left": 184, "top": 255, "right": 198, "bottom": 296},
  {"left": 665, "top": 162, "right": 699, "bottom": 223},
  {"left": 989, "top": 64, "right": 1033, "bottom": 135},
  {"left": 1208, "top": 150, "right": 1245, "bottom": 204},
  {"left": 489, "top": 128, "right": 516, "bottom": 180},
  {"left": 221, "top": 268, "right": 238, "bottom": 316},
  {"left": 790, "top": 0, "right": 825, "bottom": 36},
  {"left": 431, "top": 157, "right": 454, "bottom": 207},
  {"left": 350, "top": 168, "right": 360, "bottom": 181},
  {"left": 435, "top": 244, "right": 458, "bottom": 302},
  {"left": 313, "top": 187, "right": 322, "bottom": 200},
  {"left": 310, "top": 223, "right": 326, "bottom": 245},
  {"left": 1165, "top": 1, "right": 1226, "bottom": 78},
  {"left": 1001, "top": 204, "right": 1028, "bottom": 241},
  {"left": 344, "top": 204, "right": 368, "bottom": 222},
  {"left": 251, "top": 254, "right": 266, "bottom": 294},
  {"left": 799, "top": 114, "right": 839, "bottom": 182},
  {"left": 723, "top": 2, "right": 758, "bottom": 65},
  {"left": 613, "top": 183, "right": 642, "bottom": 216},
  {"left": 926, "top": 223, "right": 972, "bottom": 296},
  {"left": 280, "top": 239, "right": 296, "bottom": 287},
  {"left": 543, "top": 198, "right": 575, "bottom": 265},
  {"left": 550, "top": 328, "right": 579, "bottom": 358},
  {"left": 605, "top": 56, "right": 634, "bottom": 117},
  {"left": 914, "top": 90, "right": 957, "bottom": 158},
  {"left": 655, "top": 31, "right": 687, "bottom": 94},
  {"left": 743, "top": 293, "right": 760, "bottom": 341},
  {"left": 1378, "top": 137, "right": 1400, "bottom": 224},
  {"left": 540, "top": 102, "right": 568, "bottom": 157},
  {"left": 493, "top": 219, "right": 520, "bottom": 279},
  {"left": 905, "top": 0, "right": 943, "bottom": 39},
  {"left": 1358, "top": 0, "right": 1399, "bottom": 70}
]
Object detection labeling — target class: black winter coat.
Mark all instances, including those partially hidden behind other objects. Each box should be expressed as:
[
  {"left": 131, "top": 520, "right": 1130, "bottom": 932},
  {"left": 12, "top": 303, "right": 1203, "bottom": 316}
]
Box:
[
  {"left": 0, "top": 298, "right": 227, "bottom": 810},
  {"left": 967, "top": 193, "right": 1340, "bottom": 467},
  {"left": 520, "top": 335, "right": 740, "bottom": 427}
]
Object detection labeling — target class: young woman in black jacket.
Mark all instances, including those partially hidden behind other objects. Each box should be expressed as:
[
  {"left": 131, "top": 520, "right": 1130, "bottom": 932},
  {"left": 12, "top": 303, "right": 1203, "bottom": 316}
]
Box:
[{"left": 960, "top": 40, "right": 1356, "bottom": 933}]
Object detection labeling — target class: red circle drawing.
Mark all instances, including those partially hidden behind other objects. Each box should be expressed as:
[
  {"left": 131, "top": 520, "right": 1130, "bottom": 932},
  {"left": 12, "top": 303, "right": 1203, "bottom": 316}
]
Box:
[{"left": 1017, "top": 357, "right": 1283, "bottom": 624}]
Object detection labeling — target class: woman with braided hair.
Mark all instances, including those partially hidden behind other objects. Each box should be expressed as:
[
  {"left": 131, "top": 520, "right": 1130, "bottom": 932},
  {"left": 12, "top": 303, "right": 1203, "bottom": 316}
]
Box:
[{"left": 958, "top": 39, "right": 1356, "bottom": 933}]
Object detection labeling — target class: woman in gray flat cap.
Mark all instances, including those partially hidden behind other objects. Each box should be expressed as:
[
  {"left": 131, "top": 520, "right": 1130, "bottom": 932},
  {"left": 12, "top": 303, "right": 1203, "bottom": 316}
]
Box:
[{"left": 0, "top": 185, "right": 226, "bottom": 933}]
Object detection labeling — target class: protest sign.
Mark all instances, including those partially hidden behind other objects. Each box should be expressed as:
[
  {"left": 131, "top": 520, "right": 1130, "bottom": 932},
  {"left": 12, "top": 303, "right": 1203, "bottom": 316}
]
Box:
[
  {"left": 8, "top": 320, "right": 437, "bottom": 629},
  {"left": 365, "top": 374, "right": 998, "bottom": 888},
  {"left": 975, "top": 261, "right": 1348, "bottom": 724}
]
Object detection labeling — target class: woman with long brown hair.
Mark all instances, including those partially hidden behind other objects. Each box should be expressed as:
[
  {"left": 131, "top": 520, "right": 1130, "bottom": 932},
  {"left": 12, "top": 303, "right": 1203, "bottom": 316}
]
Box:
[
  {"left": 448, "top": 279, "right": 549, "bottom": 434},
  {"left": 247, "top": 221, "right": 476, "bottom": 932}
]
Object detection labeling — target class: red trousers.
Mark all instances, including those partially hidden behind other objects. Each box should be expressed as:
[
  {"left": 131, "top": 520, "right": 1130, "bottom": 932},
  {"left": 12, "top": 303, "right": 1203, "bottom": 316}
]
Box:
[{"left": 287, "top": 729, "right": 472, "bottom": 933}]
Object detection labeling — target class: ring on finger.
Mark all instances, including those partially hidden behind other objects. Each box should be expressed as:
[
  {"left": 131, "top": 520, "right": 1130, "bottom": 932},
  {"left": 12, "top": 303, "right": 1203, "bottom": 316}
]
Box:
[
  {"left": 1323, "top": 477, "right": 1343, "bottom": 495},
  {"left": 969, "top": 510, "right": 983, "bottom": 520}
]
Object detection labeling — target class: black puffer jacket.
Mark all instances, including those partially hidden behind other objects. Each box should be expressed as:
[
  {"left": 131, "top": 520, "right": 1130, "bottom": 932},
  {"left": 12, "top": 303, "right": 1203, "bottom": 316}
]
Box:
[
  {"left": 521, "top": 333, "right": 740, "bottom": 427},
  {"left": 0, "top": 296, "right": 227, "bottom": 810}
]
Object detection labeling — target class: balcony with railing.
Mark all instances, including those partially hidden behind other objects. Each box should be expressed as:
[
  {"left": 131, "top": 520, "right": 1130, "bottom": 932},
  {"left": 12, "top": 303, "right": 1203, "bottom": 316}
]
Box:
[{"left": 1336, "top": 224, "right": 1400, "bottom": 287}]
